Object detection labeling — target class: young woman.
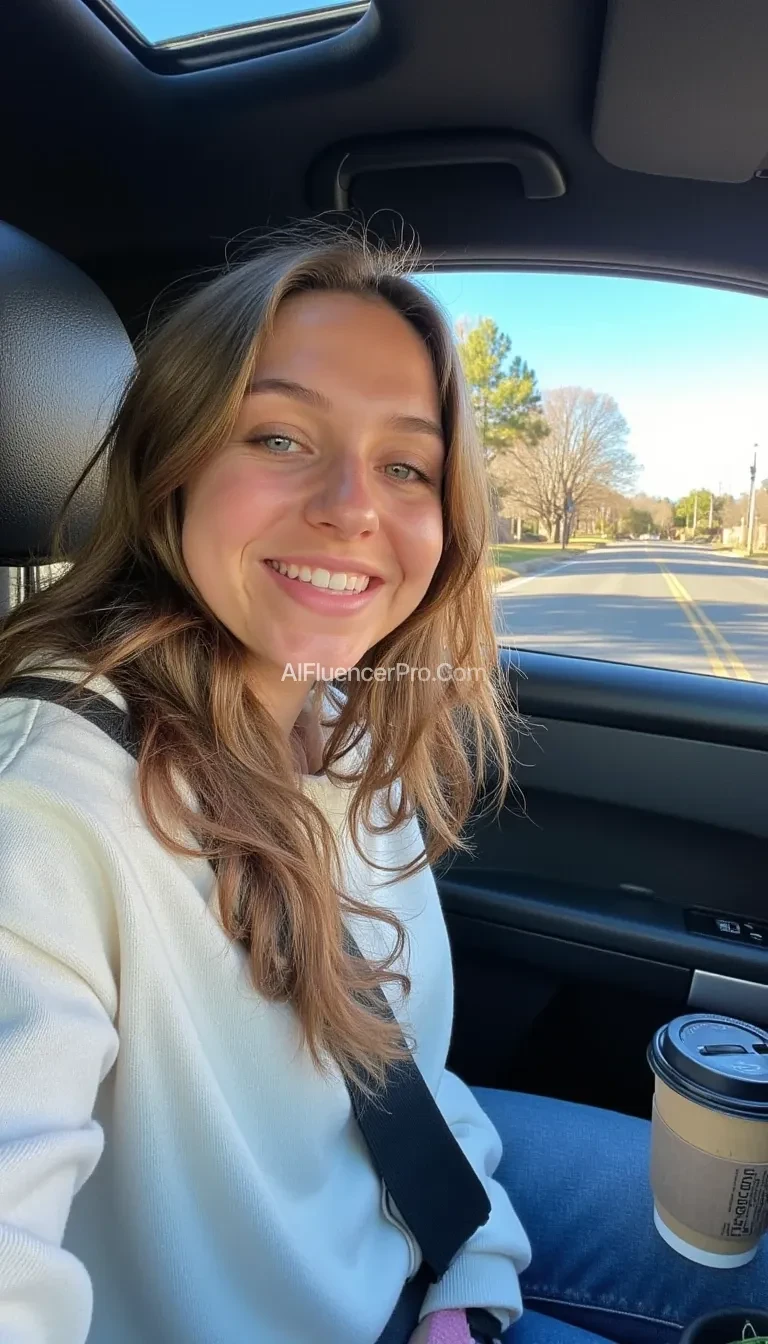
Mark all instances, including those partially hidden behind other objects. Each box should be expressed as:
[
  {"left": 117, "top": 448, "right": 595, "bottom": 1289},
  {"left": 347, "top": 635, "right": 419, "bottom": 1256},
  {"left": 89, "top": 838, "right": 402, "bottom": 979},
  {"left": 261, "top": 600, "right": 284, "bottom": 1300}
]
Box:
[{"left": 0, "top": 227, "right": 764, "bottom": 1344}]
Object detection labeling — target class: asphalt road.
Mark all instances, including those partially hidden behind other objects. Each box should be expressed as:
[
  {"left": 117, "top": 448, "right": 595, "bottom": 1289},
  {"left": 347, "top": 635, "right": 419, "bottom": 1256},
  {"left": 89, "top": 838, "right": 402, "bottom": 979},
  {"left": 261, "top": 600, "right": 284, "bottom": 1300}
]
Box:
[{"left": 495, "top": 542, "right": 768, "bottom": 682}]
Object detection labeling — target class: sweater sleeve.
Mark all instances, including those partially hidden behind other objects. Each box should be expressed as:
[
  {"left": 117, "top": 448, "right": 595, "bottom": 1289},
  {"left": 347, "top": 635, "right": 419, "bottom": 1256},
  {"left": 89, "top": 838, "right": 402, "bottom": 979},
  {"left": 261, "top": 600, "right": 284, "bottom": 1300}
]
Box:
[
  {"left": 418, "top": 1069, "right": 532, "bottom": 1332},
  {"left": 0, "top": 784, "right": 120, "bottom": 1344}
]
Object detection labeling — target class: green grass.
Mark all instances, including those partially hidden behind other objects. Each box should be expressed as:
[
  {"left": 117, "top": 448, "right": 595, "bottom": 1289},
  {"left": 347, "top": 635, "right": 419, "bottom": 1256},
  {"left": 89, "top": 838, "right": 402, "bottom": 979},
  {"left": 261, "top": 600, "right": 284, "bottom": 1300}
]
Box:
[
  {"left": 486, "top": 564, "right": 519, "bottom": 583},
  {"left": 490, "top": 543, "right": 589, "bottom": 566}
]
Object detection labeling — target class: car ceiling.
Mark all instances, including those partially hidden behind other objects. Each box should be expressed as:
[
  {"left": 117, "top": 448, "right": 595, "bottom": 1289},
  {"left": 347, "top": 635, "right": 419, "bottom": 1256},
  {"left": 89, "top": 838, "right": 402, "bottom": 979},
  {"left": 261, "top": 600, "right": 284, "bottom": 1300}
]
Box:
[{"left": 2, "top": 0, "right": 768, "bottom": 335}]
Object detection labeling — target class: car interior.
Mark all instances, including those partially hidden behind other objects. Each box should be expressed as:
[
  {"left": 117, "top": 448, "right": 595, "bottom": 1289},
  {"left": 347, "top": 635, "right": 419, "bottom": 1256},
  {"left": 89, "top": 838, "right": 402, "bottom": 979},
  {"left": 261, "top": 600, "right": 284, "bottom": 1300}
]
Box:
[{"left": 1, "top": 0, "right": 767, "bottom": 1127}]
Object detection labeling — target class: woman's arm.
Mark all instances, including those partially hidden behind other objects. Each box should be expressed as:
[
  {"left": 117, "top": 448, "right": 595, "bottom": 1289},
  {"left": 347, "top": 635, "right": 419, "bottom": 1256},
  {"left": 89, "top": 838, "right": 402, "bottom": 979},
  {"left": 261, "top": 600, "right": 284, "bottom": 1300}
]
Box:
[
  {"left": 416, "top": 1069, "right": 532, "bottom": 1333},
  {"left": 0, "top": 787, "right": 120, "bottom": 1343}
]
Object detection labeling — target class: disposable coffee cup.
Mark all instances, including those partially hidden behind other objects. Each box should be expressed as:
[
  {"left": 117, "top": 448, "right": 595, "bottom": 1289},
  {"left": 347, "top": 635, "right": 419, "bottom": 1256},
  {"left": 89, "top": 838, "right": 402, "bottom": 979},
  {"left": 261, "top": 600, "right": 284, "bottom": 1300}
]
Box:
[
  {"left": 648, "top": 1014, "right": 768, "bottom": 1267},
  {"left": 680, "top": 1308, "right": 768, "bottom": 1344}
]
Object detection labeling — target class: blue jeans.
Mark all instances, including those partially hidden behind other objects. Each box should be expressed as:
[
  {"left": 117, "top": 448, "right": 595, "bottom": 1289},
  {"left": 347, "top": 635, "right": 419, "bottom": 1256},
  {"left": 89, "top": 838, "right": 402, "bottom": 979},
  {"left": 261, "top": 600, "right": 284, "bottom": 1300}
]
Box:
[{"left": 470, "top": 1089, "right": 768, "bottom": 1343}]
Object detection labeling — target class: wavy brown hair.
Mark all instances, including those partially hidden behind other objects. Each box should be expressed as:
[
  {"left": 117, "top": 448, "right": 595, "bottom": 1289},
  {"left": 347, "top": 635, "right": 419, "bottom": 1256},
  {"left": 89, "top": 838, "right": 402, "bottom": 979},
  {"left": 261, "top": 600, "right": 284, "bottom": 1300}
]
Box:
[{"left": 0, "top": 223, "right": 516, "bottom": 1093}]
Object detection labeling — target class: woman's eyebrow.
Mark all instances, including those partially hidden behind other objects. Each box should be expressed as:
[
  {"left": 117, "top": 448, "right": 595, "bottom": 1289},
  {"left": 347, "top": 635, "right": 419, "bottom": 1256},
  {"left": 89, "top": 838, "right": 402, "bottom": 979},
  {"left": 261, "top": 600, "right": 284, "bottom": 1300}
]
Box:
[
  {"left": 248, "top": 378, "right": 443, "bottom": 441},
  {"left": 387, "top": 414, "right": 444, "bottom": 441},
  {"left": 248, "top": 377, "right": 331, "bottom": 409}
]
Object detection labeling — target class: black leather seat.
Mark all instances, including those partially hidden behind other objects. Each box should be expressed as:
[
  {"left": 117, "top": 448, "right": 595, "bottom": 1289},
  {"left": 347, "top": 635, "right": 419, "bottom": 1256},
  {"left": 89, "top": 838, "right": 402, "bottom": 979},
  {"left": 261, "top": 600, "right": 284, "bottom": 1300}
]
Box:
[{"left": 0, "top": 220, "right": 135, "bottom": 577}]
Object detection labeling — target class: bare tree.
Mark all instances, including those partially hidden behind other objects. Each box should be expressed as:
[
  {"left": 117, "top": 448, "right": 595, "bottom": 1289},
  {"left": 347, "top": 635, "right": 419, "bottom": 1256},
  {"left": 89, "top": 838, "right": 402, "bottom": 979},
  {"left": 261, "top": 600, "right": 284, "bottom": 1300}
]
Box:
[
  {"left": 630, "top": 494, "right": 675, "bottom": 535},
  {"left": 576, "top": 485, "right": 632, "bottom": 537},
  {"left": 721, "top": 494, "right": 744, "bottom": 528},
  {"left": 722, "top": 490, "right": 768, "bottom": 527},
  {"left": 491, "top": 387, "right": 636, "bottom": 544}
]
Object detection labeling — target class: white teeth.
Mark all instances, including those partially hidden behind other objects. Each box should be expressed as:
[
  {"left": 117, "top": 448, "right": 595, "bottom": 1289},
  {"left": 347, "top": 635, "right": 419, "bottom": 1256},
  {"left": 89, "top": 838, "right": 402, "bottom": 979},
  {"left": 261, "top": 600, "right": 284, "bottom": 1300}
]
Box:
[{"left": 267, "top": 561, "right": 372, "bottom": 594}]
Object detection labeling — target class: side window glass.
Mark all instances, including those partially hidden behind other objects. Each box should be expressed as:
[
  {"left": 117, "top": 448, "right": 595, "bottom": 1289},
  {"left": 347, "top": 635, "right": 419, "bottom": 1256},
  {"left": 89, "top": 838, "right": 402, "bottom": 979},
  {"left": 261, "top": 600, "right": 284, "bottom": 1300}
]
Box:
[{"left": 421, "top": 270, "right": 768, "bottom": 684}]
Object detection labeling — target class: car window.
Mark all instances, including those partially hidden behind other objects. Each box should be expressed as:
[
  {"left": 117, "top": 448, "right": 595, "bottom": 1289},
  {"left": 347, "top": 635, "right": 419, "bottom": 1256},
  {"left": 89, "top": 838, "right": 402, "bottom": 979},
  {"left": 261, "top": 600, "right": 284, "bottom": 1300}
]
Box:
[
  {"left": 111, "top": 0, "right": 362, "bottom": 44},
  {"left": 420, "top": 270, "right": 768, "bottom": 685}
]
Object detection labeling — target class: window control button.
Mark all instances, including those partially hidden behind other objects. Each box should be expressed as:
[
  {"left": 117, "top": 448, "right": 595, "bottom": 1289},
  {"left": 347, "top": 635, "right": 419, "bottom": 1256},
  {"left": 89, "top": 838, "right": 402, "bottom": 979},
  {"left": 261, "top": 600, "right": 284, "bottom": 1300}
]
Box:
[{"left": 685, "top": 909, "right": 768, "bottom": 949}]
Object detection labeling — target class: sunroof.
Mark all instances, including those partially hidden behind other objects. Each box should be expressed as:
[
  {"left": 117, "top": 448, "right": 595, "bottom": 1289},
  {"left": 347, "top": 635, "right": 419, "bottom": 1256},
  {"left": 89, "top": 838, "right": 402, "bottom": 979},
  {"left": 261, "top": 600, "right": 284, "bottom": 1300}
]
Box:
[{"left": 110, "top": 0, "right": 362, "bottom": 45}]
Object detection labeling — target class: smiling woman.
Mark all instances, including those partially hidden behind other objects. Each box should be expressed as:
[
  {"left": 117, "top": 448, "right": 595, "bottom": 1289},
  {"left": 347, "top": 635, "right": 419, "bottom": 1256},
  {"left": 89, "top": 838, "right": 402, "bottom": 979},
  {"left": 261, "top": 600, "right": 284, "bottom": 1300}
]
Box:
[
  {"left": 2, "top": 217, "right": 768, "bottom": 1344},
  {"left": 181, "top": 289, "right": 446, "bottom": 731},
  {"left": 0, "top": 223, "right": 525, "bottom": 1344},
  {"left": 0, "top": 223, "right": 503, "bottom": 1081}
]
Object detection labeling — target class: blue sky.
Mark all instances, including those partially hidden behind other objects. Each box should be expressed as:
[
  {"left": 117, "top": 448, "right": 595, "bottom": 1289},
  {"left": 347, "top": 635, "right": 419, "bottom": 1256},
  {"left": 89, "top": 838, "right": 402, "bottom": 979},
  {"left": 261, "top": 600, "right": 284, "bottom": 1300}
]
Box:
[
  {"left": 116, "top": 0, "right": 352, "bottom": 42},
  {"left": 421, "top": 271, "right": 768, "bottom": 500},
  {"left": 118, "top": 1, "right": 768, "bottom": 502}
]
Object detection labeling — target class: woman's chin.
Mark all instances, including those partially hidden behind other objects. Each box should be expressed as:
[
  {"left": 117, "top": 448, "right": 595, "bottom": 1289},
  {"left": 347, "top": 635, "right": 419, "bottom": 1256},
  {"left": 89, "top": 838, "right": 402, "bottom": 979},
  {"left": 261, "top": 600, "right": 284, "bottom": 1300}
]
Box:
[{"left": 266, "top": 638, "right": 372, "bottom": 683}]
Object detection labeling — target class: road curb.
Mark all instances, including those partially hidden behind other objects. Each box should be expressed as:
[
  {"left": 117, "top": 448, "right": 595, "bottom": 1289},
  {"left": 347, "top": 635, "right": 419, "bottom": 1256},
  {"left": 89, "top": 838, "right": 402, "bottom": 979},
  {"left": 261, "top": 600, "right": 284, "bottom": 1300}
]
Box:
[
  {"left": 493, "top": 548, "right": 597, "bottom": 594},
  {"left": 715, "top": 549, "right": 768, "bottom": 567}
]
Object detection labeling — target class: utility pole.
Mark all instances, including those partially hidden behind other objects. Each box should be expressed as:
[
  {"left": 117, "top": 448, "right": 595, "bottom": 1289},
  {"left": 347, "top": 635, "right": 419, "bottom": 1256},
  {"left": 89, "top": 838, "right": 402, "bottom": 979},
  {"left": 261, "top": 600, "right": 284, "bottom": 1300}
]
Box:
[
  {"left": 746, "top": 447, "right": 758, "bottom": 556},
  {"left": 692, "top": 492, "right": 699, "bottom": 534},
  {"left": 708, "top": 492, "right": 714, "bottom": 530}
]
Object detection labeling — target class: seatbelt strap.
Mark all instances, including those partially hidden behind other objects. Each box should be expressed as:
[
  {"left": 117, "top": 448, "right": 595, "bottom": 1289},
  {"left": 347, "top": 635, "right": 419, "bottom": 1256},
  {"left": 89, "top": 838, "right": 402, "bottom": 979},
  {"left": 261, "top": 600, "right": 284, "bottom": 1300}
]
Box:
[{"left": 1, "top": 676, "right": 491, "bottom": 1281}]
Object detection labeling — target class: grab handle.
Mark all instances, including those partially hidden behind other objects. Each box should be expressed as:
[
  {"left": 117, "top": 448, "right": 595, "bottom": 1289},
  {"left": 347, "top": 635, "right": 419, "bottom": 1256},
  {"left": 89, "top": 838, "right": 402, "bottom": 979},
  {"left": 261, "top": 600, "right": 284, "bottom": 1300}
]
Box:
[{"left": 314, "top": 131, "right": 566, "bottom": 208}]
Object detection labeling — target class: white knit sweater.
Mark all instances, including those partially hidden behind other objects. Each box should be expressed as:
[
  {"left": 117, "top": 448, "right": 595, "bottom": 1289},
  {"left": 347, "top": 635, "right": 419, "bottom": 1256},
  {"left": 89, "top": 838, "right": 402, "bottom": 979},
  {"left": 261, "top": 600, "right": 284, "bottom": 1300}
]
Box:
[{"left": 0, "top": 665, "right": 531, "bottom": 1344}]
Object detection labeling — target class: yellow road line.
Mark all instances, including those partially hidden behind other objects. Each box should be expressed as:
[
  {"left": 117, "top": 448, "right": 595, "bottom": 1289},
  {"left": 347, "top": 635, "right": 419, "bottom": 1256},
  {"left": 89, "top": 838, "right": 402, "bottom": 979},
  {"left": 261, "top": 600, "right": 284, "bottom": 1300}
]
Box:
[
  {"left": 665, "top": 569, "right": 753, "bottom": 681},
  {"left": 658, "top": 564, "right": 753, "bottom": 681},
  {"left": 659, "top": 567, "right": 729, "bottom": 677}
]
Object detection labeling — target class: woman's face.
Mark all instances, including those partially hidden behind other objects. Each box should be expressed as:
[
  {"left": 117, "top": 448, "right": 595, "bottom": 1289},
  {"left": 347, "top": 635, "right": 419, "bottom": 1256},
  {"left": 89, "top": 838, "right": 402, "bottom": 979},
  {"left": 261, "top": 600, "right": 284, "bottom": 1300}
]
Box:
[{"left": 182, "top": 290, "right": 445, "bottom": 723}]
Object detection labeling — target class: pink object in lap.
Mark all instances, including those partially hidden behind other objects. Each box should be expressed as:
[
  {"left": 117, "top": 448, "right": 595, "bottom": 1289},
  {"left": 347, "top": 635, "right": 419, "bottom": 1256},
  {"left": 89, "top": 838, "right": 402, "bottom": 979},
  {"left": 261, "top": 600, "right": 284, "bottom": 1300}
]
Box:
[{"left": 425, "top": 1309, "right": 474, "bottom": 1342}]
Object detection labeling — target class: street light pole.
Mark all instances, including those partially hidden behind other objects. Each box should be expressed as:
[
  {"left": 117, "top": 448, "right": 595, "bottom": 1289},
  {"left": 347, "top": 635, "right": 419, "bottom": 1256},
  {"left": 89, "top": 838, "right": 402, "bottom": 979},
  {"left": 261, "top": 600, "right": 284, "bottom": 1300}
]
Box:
[{"left": 746, "top": 447, "right": 758, "bottom": 556}]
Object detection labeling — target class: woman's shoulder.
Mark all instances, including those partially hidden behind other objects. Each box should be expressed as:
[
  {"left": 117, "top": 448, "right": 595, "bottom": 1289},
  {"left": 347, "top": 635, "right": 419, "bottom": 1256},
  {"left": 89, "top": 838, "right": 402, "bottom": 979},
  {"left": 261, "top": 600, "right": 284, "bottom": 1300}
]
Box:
[
  {"left": 0, "top": 664, "right": 132, "bottom": 1015},
  {"left": 0, "top": 658, "right": 140, "bottom": 850},
  {"left": 0, "top": 654, "right": 127, "bottom": 708}
]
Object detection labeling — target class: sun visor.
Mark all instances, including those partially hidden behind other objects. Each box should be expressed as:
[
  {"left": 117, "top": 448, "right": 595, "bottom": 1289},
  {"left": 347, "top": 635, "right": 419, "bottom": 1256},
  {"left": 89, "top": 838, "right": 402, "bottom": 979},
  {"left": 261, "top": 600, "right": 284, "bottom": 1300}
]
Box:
[{"left": 593, "top": 0, "right": 768, "bottom": 182}]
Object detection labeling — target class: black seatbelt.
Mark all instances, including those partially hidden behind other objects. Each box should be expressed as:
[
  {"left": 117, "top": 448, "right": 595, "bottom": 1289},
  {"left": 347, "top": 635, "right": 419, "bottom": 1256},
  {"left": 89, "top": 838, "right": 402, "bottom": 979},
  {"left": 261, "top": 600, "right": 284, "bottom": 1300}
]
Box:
[{"left": 1, "top": 676, "right": 491, "bottom": 1282}]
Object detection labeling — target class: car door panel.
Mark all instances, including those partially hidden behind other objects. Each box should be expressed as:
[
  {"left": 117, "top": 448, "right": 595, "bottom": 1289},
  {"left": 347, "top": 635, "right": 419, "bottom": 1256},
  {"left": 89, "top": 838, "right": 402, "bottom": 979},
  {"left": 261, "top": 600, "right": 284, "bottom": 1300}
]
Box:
[{"left": 442, "top": 649, "right": 768, "bottom": 1114}]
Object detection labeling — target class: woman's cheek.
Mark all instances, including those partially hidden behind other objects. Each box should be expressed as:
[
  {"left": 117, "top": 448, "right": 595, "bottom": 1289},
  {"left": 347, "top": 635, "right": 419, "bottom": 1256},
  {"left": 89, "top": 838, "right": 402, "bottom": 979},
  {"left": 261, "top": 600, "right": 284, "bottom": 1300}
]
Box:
[
  {"left": 404, "top": 502, "right": 443, "bottom": 581},
  {"left": 205, "top": 464, "right": 284, "bottom": 548}
]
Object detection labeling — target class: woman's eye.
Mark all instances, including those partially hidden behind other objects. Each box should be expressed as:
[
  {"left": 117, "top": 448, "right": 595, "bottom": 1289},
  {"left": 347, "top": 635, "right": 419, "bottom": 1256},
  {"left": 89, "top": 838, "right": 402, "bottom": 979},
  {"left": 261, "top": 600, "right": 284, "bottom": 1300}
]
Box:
[
  {"left": 257, "top": 434, "right": 301, "bottom": 454},
  {"left": 384, "top": 462, "right": 429, "bottom": 483}
]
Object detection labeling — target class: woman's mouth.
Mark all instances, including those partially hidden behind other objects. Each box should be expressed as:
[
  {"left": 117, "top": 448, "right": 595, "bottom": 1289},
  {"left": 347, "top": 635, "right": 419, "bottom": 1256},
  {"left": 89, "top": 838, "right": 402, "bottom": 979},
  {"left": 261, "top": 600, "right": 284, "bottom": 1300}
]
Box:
[
  {"left": 263, "top": 559, "right": 383, "bottom": 614},
  {"left": 266, "top": 559, "right": 371, "bottom": 593}
]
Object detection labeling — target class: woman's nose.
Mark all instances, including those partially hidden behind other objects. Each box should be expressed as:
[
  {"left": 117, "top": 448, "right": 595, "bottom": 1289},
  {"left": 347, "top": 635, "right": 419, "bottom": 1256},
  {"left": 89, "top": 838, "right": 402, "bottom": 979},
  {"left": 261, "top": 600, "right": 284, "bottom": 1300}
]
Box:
[{"left": 303, "top": 456, "right": 380, "bottom": 538}]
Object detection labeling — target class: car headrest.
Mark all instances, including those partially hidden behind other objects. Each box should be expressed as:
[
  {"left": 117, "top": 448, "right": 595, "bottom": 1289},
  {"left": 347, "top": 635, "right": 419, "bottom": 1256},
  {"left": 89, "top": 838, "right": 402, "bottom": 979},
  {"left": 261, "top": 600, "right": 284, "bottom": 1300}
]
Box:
[{"left": 0, "top": 221, "right": 136, "bottom": 564}]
